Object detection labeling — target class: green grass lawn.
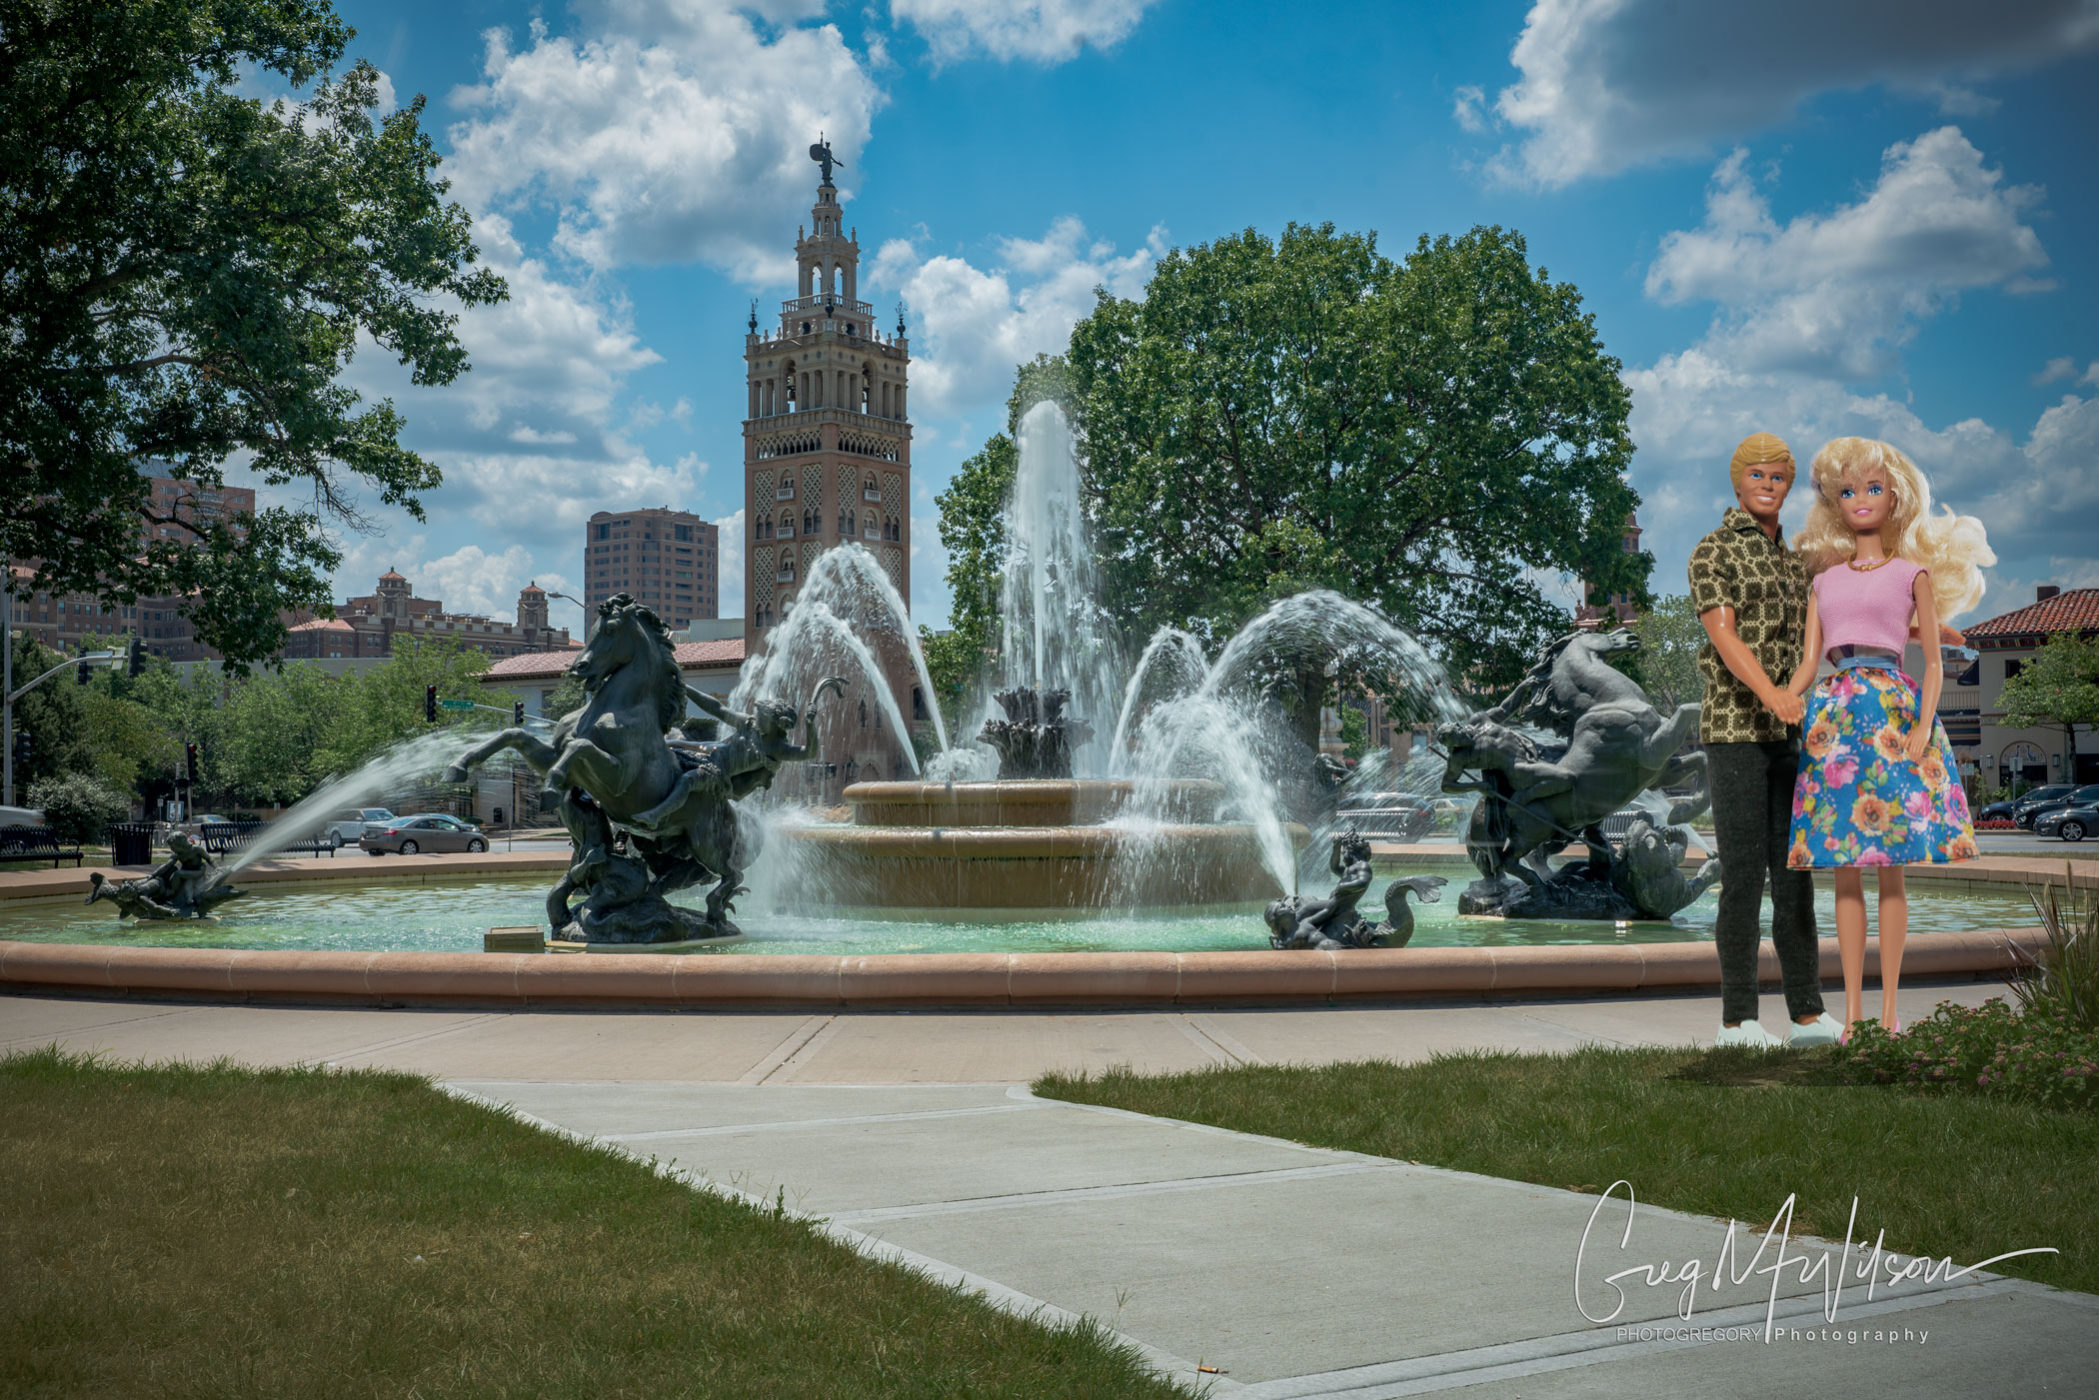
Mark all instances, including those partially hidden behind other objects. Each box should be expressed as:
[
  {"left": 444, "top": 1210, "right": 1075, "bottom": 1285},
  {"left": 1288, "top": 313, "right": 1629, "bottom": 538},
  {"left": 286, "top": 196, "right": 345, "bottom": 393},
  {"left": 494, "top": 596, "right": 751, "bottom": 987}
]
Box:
[
  {"left": 1, "top": 1048, "right": 1196, "bottom": 1399},
  {"left": 1036, "top": 1046, "right": 2099, "bottom": 1296}
]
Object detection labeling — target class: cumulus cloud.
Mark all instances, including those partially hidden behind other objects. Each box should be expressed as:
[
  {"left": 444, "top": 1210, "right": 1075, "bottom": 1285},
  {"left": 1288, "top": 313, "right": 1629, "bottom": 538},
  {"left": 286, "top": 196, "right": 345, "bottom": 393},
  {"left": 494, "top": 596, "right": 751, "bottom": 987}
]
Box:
[
  {"left": 328, "top": 536, "right": 582, "bottom": 630},
  {"left": 1645, "top": 129, "right": 2047, "bottom": 378},
  {"left": 889, "top": 0, "right": 1159, "bottom": 65},
  {"left": 1622, "top": 132, "right": 2090, "bottom": 620},
  {"left": 447, "top": 2, "right": 882, "bottom": 279},
  {"left": 713, "top": 507, "right": 746, "bottom": 620},
  {"left": 1475, "top": 0, "right": 2099, "bottom": 187},
  {"left": 866, "top": 215, "right": 1166, "bottom": 417}
]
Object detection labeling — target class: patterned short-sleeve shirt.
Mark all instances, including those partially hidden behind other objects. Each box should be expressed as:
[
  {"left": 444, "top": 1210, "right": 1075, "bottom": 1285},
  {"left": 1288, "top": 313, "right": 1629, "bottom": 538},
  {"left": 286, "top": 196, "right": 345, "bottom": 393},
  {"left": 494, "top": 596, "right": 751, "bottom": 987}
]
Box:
[{"left": 1688, "top": 507, "right": 1809, "bottom": 744}]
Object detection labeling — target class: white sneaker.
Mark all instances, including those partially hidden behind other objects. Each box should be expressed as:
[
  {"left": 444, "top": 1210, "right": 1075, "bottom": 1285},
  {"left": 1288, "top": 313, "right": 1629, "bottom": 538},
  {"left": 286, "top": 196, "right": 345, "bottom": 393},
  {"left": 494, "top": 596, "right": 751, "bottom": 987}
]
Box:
[
  {"left": 1715, "top": 1019, "right": 1783, "bottom": 1049},
  {"left": 1787, "top": 1013, "right": 1844, "bottom": 1049}
]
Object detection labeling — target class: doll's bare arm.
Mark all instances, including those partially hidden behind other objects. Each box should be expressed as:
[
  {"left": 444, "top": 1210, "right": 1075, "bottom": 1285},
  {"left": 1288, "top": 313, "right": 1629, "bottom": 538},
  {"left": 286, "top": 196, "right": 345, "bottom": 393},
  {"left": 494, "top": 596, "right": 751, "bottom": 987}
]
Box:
[
  {"left": 1908, "top": 574, "right": 1943, "bottom": 761},
  {"left": 1700, "top": 605, "right": 1804, "bottom": 726},
  {"left": 1786, "top": 595, "right": 1823, "bottom": 698}
]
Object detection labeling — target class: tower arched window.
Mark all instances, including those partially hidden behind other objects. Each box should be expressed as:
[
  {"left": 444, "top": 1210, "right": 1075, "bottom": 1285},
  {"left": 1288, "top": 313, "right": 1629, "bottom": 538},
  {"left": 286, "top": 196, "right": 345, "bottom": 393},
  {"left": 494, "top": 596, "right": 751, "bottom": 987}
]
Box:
[
  {"left": 778, "top": 512, "right": 794, "bottom": 539},
  {"left": 843, "top": 507, "right": 855, "bottom": 536},
  {"left": 857, "top": 698, "right": 868, "bottom": 729}
]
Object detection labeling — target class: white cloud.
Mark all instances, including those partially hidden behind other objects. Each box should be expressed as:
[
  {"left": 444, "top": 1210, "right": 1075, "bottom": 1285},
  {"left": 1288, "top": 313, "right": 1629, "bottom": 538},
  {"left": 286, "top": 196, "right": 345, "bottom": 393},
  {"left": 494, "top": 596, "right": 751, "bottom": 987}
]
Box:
[
  {"left": 1623, "top": 134, "right": 2091, "bottom": 622},
  {"left": 2035, "top": 356, "right": 2080, "bottom": 385},
  {"left": 328, "top": 537, "right": 582, "bottom": 630},
  {"left": 889, "top": 0, "right": 1159, "bottom": 65},
  {"left": 713, "top": 508, "right": 746, "bottom": 619},
  {"left": 1451, "top": 84, "right": 1488, "bottom": 133},
  {"left": 447, "top": 3, "right": 882, "bottom": 279},
  {"left": 1645, "top": 130, "right": 2047, "bottom": 378},
  {"left": 1477, "top": 0, "right": 2099, "bottom": 187},
  {"left": 866, "top": 216, "right": 1166, "bottom": 417}
]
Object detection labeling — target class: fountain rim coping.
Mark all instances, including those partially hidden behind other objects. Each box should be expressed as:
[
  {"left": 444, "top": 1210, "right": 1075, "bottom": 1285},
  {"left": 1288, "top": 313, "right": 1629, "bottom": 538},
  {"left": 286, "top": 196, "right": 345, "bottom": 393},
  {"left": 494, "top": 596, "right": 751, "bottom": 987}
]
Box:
[
  {"left": 0, "top": 852, "right": 2077, "bottom": 1008},
  {"left": 0, "top": 928, "right": 2052, "bottom": 1007}
]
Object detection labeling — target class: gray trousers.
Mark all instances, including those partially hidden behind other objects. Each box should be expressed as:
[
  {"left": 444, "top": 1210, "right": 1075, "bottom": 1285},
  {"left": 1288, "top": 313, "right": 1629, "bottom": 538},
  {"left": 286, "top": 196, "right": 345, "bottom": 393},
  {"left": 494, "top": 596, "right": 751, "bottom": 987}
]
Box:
[{"left": 1706, "top": 740, "right": 1824, "bottom": 1025}]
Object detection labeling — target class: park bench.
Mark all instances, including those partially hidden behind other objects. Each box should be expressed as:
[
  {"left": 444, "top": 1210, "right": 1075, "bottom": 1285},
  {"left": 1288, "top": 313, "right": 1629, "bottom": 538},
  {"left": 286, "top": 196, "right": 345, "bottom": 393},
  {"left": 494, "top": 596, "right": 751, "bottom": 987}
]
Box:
[
  {"left": 0, "top": 825, "right": 86, "bottom": 867},
  {"left": 193, "top": 822, "right": 337, "bottom": 858}
]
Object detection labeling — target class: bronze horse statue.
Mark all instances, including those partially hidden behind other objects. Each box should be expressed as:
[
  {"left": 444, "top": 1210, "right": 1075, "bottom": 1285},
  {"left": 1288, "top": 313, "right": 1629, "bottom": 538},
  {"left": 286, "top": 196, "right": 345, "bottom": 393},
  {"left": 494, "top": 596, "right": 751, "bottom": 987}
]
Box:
[
  {"left": 444, "top": 593, "right": 839, "bottom": 937},
  {"left": 1439, "top": 628, "right": 1708, "bottom": 895}
]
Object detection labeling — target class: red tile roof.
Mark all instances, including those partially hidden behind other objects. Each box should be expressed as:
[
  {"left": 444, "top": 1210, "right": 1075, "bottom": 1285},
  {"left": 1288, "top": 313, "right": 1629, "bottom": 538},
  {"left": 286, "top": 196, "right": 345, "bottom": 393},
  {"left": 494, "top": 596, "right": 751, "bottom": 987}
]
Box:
[
  {"left": 1965, "top": 588, "right": 2099, "bottom": 640},
  {"left": 478, "top": 638, "right": 741, "bottom": 683},
  {"left": 287, "top": 617, "right": 355, "bottom": 632}
]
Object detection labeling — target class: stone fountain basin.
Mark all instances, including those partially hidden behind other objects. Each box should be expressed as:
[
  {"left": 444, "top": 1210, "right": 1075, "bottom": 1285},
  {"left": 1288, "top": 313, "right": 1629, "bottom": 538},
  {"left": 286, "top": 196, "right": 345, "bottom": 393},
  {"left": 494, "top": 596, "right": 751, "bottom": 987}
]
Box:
[
  {"left": 841, "top": 779, "right": 1229, "bottom": 827},
  {"left": 784, "top": 779, "right": 1310, "bottom": 910}
]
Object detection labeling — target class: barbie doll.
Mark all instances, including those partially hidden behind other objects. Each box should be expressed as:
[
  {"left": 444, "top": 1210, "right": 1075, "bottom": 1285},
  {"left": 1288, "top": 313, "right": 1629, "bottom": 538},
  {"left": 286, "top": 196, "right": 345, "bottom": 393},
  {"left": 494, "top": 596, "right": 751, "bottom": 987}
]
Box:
[{"left": 1785, "top": 438, "right": 1993, "bottom": 1040}]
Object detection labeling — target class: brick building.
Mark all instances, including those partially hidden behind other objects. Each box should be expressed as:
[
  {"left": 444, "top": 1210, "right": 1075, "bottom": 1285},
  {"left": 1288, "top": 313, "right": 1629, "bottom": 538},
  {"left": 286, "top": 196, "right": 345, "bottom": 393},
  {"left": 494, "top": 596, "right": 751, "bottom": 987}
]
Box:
[
  {"left": 1939, "top": 584, "right": 2099, "bottom": 789},
  {"left": 281, "top": 570, "right": 572, "bottom": 661},
  {"left": 741, "top": 143, "right": 918, "bottom": 785},
  {"left": 583, "top": 507, "right": 718, "bottom": 633},
  {"left": 7, "top": 476, "right": 256, "bottom": 661}
]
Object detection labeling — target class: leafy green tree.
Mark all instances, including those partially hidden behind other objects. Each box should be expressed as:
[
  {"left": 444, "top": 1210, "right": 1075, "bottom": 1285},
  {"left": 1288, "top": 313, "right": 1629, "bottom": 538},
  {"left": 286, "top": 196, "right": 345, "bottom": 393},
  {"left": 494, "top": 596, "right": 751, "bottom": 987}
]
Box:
[
  {"left": 932, "top": 431, "right": 1017, "bottom": 696},
  {"left": 2002, "top": 632, "right": 2099, "bottom": 768},
  {"left": 214, "top": 664, "right": 352, "bottom": 807},
  {"left": 1627, "top": 594, "right": 1707, "bottom": 712},
  {"left": 25, "top": 772, "right": 130, "bottom": 843},
  {"left": 916, "top": 625, "right": 985, "bottom": 736},
  {"left": 316, "top": 638, "right": 498, "bottom": 777},
  {"left": 940, "top": 223, "right": 1646, "bottom": 695},
  {"left": 5, "top": 633, "right": 98, "bottom": 788},
  {"left": 0, "top": 0, "right": 506, "bottom": 668}
]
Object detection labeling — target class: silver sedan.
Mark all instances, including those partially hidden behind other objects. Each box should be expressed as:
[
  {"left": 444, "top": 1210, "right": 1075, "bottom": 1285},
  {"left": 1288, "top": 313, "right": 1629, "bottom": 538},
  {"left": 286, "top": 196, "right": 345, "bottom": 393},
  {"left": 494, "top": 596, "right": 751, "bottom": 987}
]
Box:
[{"left": 358, "top": 814, "right": 489, "bottom": 855}]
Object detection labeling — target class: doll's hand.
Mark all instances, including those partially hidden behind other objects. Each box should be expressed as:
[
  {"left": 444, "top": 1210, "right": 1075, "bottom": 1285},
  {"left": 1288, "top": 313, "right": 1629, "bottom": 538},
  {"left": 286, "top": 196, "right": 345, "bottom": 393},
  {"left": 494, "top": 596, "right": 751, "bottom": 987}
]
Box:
[
  {"left": 1765, "top": 689, "right": 1806, "bottom": 726},
  {"left": 1904, "top": 725, "right": 1930, "bottom": 764}
]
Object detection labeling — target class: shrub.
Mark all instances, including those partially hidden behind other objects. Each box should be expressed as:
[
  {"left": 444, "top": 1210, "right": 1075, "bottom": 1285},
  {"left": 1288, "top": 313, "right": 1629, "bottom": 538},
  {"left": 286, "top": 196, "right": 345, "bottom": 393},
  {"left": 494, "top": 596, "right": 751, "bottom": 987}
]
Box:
[
  {"left": 24, "top": 773, "right": 131, "bottom": 845},
  {"left": 1836, "top": 998, "right": 2099, "bottom": 1112},
  {"left": 2012, "top": 871, "right": 2099, "bottom": 1031}
]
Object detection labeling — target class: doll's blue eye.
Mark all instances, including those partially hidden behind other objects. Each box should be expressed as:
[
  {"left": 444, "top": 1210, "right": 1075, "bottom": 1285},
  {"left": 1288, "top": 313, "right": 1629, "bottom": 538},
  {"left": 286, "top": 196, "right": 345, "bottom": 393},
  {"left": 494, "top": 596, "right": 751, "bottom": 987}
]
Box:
[
  {"left": 1839, "top": 487, "right": 1854, "bottom": 499},
  {"left": 1867, "top": 483, "right": 1883, "bottom": 496}
]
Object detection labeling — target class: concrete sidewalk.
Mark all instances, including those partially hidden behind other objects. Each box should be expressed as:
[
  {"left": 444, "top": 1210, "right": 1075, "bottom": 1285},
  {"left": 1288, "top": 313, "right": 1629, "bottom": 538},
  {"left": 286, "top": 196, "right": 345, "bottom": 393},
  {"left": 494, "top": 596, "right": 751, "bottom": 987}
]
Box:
[{"left": 5, "top": 983, "right": 2093, "bottom": 1397}]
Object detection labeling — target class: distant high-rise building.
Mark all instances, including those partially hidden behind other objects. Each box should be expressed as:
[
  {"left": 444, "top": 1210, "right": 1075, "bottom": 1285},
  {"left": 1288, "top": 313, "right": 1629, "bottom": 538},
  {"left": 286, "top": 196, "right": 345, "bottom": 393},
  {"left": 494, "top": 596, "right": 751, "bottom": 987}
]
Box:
[{"left": 583, "top": 507, "right": 718, "bottom": 632}]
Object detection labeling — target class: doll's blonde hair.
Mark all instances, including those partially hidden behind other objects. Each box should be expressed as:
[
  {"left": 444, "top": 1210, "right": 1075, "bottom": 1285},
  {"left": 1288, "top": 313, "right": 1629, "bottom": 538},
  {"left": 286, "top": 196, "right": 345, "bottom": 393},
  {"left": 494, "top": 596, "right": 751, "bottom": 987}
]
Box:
[{"left": 1792, "top": 437, "right": 1995, "bottom": 620}]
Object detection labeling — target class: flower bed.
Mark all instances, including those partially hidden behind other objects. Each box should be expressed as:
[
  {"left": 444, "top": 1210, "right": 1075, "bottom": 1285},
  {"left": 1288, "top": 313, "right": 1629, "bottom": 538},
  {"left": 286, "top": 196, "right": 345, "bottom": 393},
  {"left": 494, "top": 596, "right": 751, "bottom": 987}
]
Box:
[
  {"left": 1836, "top": 998, "right": 2099, "bottom": 1111},
  {"left": 1974, "top": 819, "right": 2017, "bottom": 831}
]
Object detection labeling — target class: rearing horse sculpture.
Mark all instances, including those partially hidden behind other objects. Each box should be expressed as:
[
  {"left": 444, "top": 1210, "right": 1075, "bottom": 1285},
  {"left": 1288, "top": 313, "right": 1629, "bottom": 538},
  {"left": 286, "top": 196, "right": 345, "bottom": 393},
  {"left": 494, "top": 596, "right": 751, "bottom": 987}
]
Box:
[{"left": 444, "top": 593, "right": 837, "bottom": 938}]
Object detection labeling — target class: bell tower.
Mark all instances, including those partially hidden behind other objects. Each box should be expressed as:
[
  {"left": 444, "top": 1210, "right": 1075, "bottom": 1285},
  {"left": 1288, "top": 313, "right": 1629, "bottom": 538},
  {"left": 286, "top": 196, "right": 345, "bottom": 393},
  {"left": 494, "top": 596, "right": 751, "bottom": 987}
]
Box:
[{"left": 743, "top": 139, "right": 917, "bottom": 785}]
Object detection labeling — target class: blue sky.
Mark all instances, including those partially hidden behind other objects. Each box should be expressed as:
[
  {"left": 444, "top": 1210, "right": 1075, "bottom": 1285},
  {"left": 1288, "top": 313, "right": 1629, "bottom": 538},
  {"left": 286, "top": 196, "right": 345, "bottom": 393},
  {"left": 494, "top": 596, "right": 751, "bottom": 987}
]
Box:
[{"left": 279, "top": 0, "right": 2099, "bottom": 638}]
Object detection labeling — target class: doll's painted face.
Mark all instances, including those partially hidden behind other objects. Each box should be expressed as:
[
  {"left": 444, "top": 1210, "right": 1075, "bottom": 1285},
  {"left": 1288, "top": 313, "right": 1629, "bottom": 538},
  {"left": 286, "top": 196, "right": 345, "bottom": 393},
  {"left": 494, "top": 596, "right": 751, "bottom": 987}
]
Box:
[
  {"left": 1835, "top": 468, "right": 1895, "bottom": 534},
  {"left": 1734, "top": 458, "right": 1793, "bottom": 521}
]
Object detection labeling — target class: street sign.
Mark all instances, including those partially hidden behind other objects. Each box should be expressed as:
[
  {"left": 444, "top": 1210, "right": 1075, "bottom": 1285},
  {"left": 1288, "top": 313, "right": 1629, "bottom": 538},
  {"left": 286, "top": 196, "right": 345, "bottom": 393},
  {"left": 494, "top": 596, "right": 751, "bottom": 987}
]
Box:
[{"left": 439, "top": 699, "right": 475, "bottom": 711}]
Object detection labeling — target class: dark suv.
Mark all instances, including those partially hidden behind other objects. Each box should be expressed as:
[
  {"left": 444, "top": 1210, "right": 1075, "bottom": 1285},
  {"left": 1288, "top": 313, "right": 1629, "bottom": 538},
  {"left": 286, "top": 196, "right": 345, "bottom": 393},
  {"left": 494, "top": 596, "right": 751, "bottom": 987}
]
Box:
[{"left": 2015, "top": 784, "right": 2095, "bottom": 829}]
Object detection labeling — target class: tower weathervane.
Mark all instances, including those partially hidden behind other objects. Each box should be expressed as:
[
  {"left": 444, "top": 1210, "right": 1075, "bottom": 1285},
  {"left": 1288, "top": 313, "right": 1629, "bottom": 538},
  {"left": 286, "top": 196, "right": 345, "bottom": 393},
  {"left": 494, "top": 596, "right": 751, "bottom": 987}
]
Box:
[{"left": 809, "top": 135, "right": 842, "bottom": 186}]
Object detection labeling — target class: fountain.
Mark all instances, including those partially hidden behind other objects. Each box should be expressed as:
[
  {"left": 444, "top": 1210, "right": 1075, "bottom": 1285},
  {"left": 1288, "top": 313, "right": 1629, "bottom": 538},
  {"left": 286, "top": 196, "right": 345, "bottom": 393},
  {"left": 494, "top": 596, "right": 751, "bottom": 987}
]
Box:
[{"left": 761, "top": 401, "right": 1463, "bottom": 916}]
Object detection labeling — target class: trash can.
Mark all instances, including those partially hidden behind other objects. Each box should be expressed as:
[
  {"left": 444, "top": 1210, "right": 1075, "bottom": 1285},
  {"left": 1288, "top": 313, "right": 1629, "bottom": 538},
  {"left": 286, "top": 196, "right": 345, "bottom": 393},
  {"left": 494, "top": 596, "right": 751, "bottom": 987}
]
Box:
[{"left": 109, "top": 821, "right": 156, "bottom": 867}]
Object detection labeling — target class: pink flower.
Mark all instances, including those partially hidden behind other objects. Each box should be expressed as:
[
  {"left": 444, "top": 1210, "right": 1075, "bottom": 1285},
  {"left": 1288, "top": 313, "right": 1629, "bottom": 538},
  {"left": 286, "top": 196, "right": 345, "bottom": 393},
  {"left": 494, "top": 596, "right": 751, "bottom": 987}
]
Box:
[
  {"left": 1828, "top": 672, "right": 1863, "bottom": 701},
  {"left": 1824, "top": 756, "right": 1859, "bottom": 789},
  {"left": 1856, "top": 848, "right": 1894, "bottom": 866},
  {"left": 1905, "top": 790, "right": 1933, "bottom": 820}
]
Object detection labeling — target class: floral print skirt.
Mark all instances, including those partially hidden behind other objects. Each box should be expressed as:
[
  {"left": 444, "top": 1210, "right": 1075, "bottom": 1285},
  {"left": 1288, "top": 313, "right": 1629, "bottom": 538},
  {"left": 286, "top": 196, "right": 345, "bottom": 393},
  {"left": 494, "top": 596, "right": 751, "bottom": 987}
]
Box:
[{"left": 1788, "top": 657, "right": 1978, "bottom": 869}]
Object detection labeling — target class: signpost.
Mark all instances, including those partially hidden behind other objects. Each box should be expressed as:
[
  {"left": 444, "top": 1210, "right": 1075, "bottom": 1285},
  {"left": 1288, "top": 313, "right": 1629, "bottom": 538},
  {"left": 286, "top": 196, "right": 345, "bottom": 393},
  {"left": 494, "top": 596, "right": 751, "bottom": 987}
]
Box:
[{"left": 439, "top": 699, "right": 475, "bottom": 711}]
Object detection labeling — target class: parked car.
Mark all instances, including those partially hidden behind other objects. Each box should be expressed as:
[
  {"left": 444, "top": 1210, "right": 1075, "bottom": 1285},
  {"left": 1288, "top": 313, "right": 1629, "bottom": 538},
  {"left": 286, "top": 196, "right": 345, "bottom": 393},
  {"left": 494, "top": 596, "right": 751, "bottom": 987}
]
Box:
[
  {"left": 2017, "top": 784, "right": 2099, "bottom": 830},
  {"left": 358, "top": 814, "right": 488, "bottom": 855},
  {"left": 2035, "top": 801, "right": 2099, "bottom": 843},
  {"left": 2008, "top": 786, "right": 2076, "bottom": 828},
  {"left": 0, "top": 805, "right": 45, "bottom": 827},
  {"left": 323, "top": 808, "right": 397, "bottom": 846},
  {"left": 1334, "top": 792, "right": 1435, "bottom": 839},
  {"left": 1975, "top": 797, "right": 2022, "bottom": 822}
]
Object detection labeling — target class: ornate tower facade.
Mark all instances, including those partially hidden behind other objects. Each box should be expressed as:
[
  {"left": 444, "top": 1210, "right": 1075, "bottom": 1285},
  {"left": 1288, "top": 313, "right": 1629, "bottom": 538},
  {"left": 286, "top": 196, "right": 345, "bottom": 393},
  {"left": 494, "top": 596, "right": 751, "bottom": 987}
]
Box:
[{"left": 744, "top": 144, "right": 918, "bottom": 783}]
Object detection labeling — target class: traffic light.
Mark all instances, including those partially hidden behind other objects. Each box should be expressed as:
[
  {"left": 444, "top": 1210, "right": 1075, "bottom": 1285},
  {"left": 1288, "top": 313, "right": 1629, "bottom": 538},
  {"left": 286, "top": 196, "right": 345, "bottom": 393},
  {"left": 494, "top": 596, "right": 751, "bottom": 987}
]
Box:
[
  {"left": 513, "top": 699, "right": 526, "bottom": 726},
  {"left": 12, "top": 731, "right": 30, "bottom": 773},
  {"left": 184, "top": 742, "right": 198, "bottom": 785},
  {"left": 424, "top": 684, "right": 438, "bottom": 723},
  {"left": 76, "top": 655, "right": 92, "bottom": 683},
  {"left": 127, "top": 637, "right": 146, "bottom": 678}
]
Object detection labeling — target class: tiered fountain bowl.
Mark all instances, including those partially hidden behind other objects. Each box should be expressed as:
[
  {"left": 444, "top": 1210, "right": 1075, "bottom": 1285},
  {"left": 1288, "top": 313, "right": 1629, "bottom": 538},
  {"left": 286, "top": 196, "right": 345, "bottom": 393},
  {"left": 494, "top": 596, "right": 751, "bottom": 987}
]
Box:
[{"left": 783, "top": 779, "right": 1309, "bottom": 915}]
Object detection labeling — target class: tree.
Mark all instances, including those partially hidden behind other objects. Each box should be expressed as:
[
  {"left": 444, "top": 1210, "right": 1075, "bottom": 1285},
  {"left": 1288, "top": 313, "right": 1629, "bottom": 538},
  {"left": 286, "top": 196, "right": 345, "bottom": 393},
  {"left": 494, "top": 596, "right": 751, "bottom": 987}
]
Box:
[
  {"left": 2001, "top": 632, "right": 2099, "bottom": 768},
  {"left": 315, "top": 638, "right": 498, "bottom": 777},
  {"left": 5, "top": 633, "right": 98, "bottom": 788},
  {"left": 932, "top": 432, "right": 1017, "bottom": 691},
  {"left": 963, "top": 222, "right": 1645, "bottom": 692},
  {"left": 1626, "top": 593, "right": 1707, "bottom": 712},
  {"left": 0, "top": 0, "right": 506, "bottom": 668}
]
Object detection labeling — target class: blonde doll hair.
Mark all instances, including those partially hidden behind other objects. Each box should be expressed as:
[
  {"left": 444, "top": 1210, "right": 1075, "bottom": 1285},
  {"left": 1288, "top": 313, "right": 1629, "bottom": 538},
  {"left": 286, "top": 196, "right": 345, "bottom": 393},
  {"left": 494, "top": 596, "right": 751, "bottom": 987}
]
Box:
[{"left": 1793, "top": 437, "right": 1996, "bottom": 620}]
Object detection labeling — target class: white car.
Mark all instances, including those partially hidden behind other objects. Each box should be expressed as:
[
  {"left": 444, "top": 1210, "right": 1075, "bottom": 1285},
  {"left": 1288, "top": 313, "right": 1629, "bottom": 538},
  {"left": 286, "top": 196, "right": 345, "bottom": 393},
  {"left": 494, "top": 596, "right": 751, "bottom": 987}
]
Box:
[{"left": 325, "top": 808, "right": 397, "bottom": 846}]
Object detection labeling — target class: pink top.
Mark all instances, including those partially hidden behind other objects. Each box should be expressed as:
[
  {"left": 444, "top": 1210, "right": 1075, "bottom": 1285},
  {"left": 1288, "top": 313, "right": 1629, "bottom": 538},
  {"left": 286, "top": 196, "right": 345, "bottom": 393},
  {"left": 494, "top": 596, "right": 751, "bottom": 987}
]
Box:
[{"left": 1813, "top": 558, "right": 1926, "bottom": 658}]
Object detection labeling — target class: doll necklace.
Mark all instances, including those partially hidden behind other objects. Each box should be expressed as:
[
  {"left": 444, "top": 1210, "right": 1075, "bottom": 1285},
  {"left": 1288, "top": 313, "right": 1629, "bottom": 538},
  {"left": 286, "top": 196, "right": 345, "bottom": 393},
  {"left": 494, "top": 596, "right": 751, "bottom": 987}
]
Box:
[{"left": 1847, "top": 552, "right": 1893, "bottom": 572}]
